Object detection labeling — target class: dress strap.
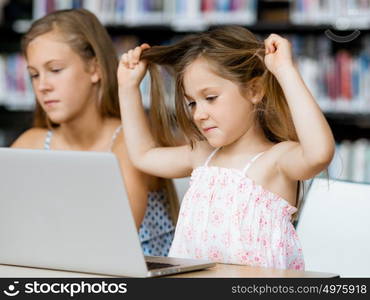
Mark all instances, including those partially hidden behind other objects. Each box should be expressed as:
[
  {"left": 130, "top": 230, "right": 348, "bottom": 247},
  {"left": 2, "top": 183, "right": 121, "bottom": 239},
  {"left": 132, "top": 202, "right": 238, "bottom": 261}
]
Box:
[
  {"left": 110, "top": 125, "right": 123, "bottom": 151},
  {"left": 242, "top": 152, "right": 265, "bottom": 175},
  {"left": 204, "top": 148, "right": 220, "bottom": 167},
  {"left": 44, "top": 130, "right": 53, "bottom": 150}
]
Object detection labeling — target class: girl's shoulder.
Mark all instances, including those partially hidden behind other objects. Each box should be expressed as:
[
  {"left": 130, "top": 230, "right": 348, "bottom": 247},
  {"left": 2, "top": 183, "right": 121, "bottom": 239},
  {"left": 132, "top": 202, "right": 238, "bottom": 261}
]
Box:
[{"left": 11, "top": 128, "right": 49, "bottom": 149}]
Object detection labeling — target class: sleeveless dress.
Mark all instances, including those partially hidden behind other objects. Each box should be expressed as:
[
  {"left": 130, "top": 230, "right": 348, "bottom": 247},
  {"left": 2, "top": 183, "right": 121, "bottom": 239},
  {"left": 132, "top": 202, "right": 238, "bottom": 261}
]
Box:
[
  {"left": 169, "top": 148, "right": 305, "bottom": 270},
  {"left": 44, "top": 126, "right": 175, "bottom": 256}
]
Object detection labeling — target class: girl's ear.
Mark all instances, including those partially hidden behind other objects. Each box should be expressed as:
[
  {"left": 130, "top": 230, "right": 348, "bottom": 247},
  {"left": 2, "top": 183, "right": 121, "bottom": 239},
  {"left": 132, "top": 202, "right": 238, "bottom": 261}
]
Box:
[
  {"left": 247, "top": 76, "right": 264, "bottom": 104},
  {"left": 88, "top": 58, "right": 101, "bottom": 84}
]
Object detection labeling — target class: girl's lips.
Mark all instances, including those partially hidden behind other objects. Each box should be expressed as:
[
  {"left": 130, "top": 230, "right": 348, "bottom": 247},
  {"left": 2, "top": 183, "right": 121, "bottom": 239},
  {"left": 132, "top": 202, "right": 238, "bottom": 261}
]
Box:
[
  {"left": 203, "top": 127, "right": 217, "bottom": 133},
  {"left": 44, "top": 100, "right": 60, "bottom": 107}
]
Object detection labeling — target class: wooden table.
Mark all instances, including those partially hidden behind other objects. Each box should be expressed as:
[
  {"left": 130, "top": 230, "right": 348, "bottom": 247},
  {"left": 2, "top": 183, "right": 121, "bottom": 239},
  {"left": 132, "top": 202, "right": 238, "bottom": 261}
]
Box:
[{"left": 0, "top": 263, "right": 338, "bottom": 278}]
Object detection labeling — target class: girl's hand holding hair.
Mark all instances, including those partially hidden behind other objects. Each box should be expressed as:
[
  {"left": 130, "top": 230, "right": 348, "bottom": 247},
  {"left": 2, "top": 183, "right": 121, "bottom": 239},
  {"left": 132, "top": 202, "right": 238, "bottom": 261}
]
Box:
[
  {"left": 264, "top": 34, "right": 295, "bottom": 78},
  {"left": 117, "top": 41, "right": 194, "bottom": 179},
  {"left": 118, "top": 43, "right": 151, "bottom": 89}
]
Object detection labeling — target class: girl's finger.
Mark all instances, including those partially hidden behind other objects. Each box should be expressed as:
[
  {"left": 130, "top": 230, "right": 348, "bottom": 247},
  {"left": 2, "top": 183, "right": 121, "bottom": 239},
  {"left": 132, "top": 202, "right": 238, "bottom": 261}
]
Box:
[
  {"left": 265, "top": 36, "right": 278, "bottom": 53},
  {"left": 127, "top": 49, "right": 134, "bottom": 68},
  {"left": 140, "top": 43, "right": 151, "bottom": 50},
  {"left": 264, "top": 38, "right": 274, "bottom": 54},
  {"left": 132, "top": 46, "right": 142, "bottom": 65},
  {"left": 120, "top": 53, "right": 129, "bottom": 67}
]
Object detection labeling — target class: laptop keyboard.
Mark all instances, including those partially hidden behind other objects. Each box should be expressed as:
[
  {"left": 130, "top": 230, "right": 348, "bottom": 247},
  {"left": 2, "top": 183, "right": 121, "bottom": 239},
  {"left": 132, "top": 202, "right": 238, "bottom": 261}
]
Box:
[{"left": 146, "top": 261, "right": 179, "bottom": 270}]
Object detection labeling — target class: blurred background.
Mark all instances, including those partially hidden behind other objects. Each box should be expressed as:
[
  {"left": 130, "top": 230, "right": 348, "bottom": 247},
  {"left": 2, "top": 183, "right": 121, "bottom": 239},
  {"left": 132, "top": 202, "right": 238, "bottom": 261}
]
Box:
[{"left": 0, "top": 0, "right": 369, "bottom": 183}]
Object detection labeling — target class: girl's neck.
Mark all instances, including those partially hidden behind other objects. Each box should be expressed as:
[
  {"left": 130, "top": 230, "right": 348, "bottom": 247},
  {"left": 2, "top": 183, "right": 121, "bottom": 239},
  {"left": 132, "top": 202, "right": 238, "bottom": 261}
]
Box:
[
  {"left": 54, "top": 104, "right": 118, "bottom": 151},
  {"left": 219, "top": 122, "right": 274, "bottom": 158}
]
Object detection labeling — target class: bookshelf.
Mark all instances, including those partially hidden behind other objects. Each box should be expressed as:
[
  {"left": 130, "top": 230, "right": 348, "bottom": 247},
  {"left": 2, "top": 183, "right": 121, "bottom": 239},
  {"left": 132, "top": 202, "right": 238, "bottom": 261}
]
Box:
[{"left": 0, "top": 0, "right": 369, "bottom": 182}]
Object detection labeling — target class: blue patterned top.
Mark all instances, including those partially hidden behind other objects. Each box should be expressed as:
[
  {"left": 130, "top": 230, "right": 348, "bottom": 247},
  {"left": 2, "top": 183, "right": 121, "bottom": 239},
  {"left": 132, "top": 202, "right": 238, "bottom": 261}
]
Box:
[{"left": 139, "top": 190, "right": 175, "bottom": 256}]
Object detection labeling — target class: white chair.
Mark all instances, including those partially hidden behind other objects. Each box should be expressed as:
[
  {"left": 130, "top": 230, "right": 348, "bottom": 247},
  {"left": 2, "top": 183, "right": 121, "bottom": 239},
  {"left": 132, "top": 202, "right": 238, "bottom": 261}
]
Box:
[
  {"left": 173, "top": 177, "right": 190, "bottom": 203},
  {"left": 296, "top": 178, "right": 370, "bottom": 277}
]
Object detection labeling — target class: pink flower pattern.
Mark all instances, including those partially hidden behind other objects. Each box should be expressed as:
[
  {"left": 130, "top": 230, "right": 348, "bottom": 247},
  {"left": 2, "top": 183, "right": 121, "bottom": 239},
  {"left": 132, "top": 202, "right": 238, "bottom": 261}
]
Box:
[{"left": 169, "top": 165, "right": 305, "bottom": 271}]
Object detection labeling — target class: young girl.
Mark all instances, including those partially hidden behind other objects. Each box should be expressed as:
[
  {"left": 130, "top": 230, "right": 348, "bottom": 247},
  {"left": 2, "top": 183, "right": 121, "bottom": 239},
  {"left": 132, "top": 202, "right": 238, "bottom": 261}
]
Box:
[
  {"left": 117, "top": 26, "right": 335, "bottom": 270},
  {"left": 11, "top": 8, "right": 179, "bottom": 257}
]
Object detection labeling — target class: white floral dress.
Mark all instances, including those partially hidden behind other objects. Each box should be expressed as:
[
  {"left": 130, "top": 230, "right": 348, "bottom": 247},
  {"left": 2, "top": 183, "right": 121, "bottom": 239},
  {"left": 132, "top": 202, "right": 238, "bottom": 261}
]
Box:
[{"left": 169, "top": 148, "right": 305, "bottom": 270}]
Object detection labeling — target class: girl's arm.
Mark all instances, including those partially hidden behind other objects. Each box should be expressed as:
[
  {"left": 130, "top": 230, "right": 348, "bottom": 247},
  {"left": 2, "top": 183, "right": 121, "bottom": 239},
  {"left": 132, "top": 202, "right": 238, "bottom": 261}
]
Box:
[
  {"left": 117, "top": 44, "right": 194, "bottom": 179},
  {"left": 264, "top": 34, "right": 335, "bottom": 180}
]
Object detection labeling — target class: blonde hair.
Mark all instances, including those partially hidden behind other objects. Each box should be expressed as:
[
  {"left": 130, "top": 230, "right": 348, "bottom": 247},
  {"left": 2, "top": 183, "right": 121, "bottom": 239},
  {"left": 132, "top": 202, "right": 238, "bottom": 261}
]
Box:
[
  {"left": 22, "top": 8, "right": 120, "bottom": 128},
  {"left": 22, "top": 8, "right": 179, "bottom": 223},
  {"left": 141, "top": 25, "right": 302, "bottom": 219},
  {"left": 141, "top": 25, "right": 298, "bottom": 146}
]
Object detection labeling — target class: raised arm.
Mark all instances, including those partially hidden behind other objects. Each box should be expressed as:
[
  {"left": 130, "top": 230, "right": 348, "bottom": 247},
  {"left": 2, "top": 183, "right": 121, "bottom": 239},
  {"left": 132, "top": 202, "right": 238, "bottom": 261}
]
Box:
[
  {"left": 264, "top": 34, "right": 335, "bottom": 180},
  {"left": 117, "top": 44, "right": 194, "bottom": 178}
]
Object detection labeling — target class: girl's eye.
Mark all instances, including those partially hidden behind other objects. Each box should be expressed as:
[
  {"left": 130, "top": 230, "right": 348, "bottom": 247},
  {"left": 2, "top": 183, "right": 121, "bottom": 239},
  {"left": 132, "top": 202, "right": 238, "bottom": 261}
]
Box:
[
  {"left": 206, "top": 96, "right": 217, "bottom": 101},
  {"left": 30, "top": 74, "right": 39, "bottom": 79},
  {"left": 188, "top": 101, "right": 196, "bottom": 108},
  {"left": 51, "top": 69, "right": 61, "bottom": 73}
]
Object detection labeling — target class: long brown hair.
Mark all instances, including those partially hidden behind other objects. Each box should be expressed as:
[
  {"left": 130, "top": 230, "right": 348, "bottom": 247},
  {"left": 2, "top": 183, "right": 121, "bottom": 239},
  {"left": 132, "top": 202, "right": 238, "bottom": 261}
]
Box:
[
  {"left": 141, "top": 25, "right": 302, "bottom": 218},
  {"left": 22, "top": 8, "right": 179, "bottom": 223},
  {"left": 21, "top": 8, "right": 120, "bottom": 128},
  {"left": 141, "top": 26, "right": 298, "bottom": 146}
]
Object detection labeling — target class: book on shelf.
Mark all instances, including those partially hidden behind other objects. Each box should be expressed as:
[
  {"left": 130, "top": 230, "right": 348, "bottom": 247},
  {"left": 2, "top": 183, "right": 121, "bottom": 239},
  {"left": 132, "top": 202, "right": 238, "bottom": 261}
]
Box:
[
  {"left": 290, "top": 0, "right": 370, "bottom": 29},
  {"left": 329, "top": 139, "right": 370, "bottom": 184},
  {"left": 352, "top": 139, "right": 368, "bottom": 183},
  {"left": 292, "top": 37, "right": 370, "bottom": 114},
  {"left": 31, "top": 0, "right": 257, "bottom": 29},
  {"left": 336, "top": 140, "right": 352, "bottom": 180},
  {"left": 0, "top": 54, "right": 34, "bottom": 111},
  {"left": 200, "top": 0, "right": 257, "bottom": 25}
]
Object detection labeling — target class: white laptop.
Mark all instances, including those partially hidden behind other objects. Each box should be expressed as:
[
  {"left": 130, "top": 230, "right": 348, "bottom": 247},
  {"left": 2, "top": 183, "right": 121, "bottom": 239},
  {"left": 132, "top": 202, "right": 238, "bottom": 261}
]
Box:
[{"left": 0, "top": 148, "right": 215, "bottom": 277}]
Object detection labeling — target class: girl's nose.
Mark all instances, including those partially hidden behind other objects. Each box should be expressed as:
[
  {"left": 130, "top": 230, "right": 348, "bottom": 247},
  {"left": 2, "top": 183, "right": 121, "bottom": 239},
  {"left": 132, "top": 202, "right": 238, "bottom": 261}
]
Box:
[
  {"left": 193, "top": 103, "right": 209, "bottom": 121},
  {"left": 37, "top": 74, "right": 52, "bottom": 93}
]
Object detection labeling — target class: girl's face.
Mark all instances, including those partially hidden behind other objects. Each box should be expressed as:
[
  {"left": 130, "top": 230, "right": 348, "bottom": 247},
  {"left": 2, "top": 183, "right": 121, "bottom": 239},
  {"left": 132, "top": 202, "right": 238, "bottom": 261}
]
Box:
[
  {"left": 183, "top": 57, "right": 255, "bottom": 148},
  {"left": 26, "top": 31, "right": 100, "bottom": 124}
]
